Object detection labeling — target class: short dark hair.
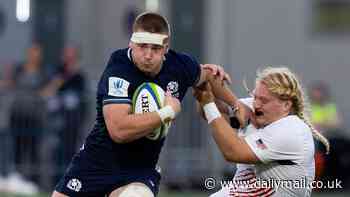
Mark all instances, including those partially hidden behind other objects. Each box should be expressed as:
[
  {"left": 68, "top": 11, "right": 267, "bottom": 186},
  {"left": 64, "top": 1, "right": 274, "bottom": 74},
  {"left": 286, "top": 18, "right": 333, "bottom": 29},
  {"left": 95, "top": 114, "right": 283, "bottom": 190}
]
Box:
[{"left": 133, "top": 12, "right": 170, "bottom": 35}]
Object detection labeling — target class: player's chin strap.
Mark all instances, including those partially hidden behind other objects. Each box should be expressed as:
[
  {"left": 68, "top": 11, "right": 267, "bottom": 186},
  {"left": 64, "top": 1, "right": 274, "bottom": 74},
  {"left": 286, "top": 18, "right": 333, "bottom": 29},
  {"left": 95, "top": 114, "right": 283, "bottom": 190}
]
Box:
[
  {"left": 131, "top": 32, "right": 168, "bottom": 46},
  {"left": 157, "top": 106, "right": 176, "bottom": 124}
]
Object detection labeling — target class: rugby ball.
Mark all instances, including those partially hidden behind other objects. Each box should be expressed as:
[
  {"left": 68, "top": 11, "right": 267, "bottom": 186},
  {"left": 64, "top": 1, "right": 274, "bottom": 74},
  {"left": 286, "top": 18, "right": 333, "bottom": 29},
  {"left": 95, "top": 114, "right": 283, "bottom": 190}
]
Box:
[{"left": 132, "top": 82, "right": 171, "bottom": 140}]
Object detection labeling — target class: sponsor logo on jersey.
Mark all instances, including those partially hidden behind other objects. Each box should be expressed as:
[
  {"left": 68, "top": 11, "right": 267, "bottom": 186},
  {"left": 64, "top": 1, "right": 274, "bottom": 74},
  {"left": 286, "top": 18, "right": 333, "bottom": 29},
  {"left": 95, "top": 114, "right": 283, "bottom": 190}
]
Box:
[{"left": 108, "top": 77, "right": 130, "bottom": 97}]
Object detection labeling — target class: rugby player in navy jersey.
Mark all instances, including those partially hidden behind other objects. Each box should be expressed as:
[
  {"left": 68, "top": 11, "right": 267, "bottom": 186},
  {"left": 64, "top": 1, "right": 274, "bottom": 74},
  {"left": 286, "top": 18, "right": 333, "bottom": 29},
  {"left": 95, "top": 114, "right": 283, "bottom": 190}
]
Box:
[{"left": 52, "top": 12, "right": 235, "bottom": 197}]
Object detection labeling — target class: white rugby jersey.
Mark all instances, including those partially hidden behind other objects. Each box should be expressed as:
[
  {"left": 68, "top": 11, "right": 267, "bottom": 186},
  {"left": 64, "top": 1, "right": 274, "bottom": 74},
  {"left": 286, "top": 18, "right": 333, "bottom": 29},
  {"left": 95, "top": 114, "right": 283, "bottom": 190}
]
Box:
[{"left": 210, "top": 99, "right": 315, "bottom": 197}]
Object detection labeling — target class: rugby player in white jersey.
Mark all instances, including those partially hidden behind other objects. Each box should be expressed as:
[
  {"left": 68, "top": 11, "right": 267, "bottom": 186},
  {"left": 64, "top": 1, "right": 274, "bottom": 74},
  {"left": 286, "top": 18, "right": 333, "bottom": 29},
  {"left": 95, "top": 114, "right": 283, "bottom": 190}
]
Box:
[{"left": 194, "top": 66, "right": 330, "bottom": 196}]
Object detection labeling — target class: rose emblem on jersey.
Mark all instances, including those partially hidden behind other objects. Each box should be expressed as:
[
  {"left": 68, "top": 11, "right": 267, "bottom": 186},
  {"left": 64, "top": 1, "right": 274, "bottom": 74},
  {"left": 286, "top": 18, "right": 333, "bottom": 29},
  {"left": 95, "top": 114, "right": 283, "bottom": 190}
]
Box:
[{"left": 166, "top": 81, "right": 179, "bottom": 97}]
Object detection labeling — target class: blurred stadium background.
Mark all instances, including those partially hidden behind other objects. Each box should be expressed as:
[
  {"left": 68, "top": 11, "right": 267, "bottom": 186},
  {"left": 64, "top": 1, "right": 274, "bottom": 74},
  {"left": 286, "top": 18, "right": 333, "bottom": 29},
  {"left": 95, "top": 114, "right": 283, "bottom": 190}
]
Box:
[{"left": 0, "top": 0, "right": 350, "bottom": 196}]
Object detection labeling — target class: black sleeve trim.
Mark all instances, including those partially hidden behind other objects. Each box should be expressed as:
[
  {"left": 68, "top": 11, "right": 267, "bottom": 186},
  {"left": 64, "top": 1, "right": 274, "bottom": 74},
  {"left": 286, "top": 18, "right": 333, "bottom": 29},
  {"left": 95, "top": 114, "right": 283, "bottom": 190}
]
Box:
[
  {"left": 103, "top": 98, "right": 132, "bottom": 106},
  {"left": 193, "top": 65, "right": 202, "bottom": 87},
  {"left": 276, "top": 160, "right": 297, "bottom": 165}
]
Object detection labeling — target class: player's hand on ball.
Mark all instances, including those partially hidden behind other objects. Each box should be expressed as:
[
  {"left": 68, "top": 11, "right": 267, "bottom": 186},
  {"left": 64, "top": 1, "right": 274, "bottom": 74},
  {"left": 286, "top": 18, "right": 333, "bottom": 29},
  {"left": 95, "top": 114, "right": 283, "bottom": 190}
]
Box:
[
  {"left": 164, "top": 91, "right": 181, "bottom": 115},
  {"left": 193, "top": 82, "right": 215, "bottom": 106}
]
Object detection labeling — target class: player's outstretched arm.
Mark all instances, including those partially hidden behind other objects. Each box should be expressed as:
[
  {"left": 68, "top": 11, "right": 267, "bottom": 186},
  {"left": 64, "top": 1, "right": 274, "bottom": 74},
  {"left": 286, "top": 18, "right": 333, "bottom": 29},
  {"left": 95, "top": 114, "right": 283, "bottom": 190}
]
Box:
[
  {"left": 197, "top": 64, "right": 235, "bottom": 105},
  {"left": 200, "top": 64, "right": 232, "bottom": 83},
  {"left": 197, "top": 64, "right": 250, "bottom": 128},
  {"left": 193, "top": 83, "right": 259, "bottom": 164}
]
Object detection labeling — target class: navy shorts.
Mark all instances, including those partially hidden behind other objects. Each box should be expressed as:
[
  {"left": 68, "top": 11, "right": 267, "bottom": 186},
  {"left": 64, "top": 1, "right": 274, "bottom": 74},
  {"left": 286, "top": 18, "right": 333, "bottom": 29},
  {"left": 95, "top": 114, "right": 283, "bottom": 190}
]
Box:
[{"left": 54, "top": 150, "right": 161, "bottom": 197}]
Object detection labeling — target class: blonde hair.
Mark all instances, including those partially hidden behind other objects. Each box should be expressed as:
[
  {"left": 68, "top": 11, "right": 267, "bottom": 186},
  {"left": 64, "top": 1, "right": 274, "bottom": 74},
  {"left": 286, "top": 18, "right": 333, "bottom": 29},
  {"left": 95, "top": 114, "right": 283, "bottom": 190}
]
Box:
[{"left": 255, "top": 66, "right": 330, "bottom": 154}]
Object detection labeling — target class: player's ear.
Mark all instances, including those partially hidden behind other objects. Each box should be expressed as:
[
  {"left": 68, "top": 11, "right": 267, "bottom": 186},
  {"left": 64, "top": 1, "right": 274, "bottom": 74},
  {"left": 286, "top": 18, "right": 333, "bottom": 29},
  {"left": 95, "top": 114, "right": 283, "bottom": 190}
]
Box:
[
  {"left": 283, "top": 100, "right": 292, "bottom": 112},
  {"left": 163, "top": 37, "right": 170, "bottom": 53},
  {"left": 128, "top": 42, "right": 132, "bottom": 48},
  {"left": 164, "top": 44, "right": 169, "bottom": 53}
]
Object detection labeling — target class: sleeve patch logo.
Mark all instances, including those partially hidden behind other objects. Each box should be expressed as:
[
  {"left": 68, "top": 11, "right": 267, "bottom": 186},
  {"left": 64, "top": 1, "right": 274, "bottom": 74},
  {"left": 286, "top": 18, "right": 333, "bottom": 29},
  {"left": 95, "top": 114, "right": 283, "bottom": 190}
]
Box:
[
  {"left": 67, "top": 178, "right": 82, "bottom": 192},
  {"left": 166, "top": 81, "right": 179, "bottom": 98},
  {"left": 256, "top": 139, "right": 267, "bottom": 150},
  {"left": 108, "top": 77, "right": 130, "bottom": 97}
]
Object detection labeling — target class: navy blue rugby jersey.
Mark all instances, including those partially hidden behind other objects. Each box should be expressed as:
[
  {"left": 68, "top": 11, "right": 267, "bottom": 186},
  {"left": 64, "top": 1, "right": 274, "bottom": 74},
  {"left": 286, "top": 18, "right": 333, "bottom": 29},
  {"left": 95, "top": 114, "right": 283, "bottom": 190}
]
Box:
[{"left": 83, "top": 48, "right": 201, "bottom": 170}]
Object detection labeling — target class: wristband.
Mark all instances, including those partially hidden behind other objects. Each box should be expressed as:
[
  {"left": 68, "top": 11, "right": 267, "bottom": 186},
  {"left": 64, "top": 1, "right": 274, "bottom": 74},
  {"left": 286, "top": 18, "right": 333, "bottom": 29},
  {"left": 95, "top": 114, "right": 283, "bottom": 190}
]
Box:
[
  {"left": 203, "top": 102, "right": 221, "bottom": 124},
  {"left": 156, "top": 105, "right": 176, "bottom": 123}
]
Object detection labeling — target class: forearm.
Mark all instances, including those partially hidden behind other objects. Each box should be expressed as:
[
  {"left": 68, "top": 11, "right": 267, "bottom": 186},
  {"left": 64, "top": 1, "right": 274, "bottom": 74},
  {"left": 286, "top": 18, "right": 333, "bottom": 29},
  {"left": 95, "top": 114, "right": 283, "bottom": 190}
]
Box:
[
  {"left": 209, "top": 117, "right": 247, "bottom": 162},
  {"left": 202, "top": 102, "right": 258, "bottom": 163},
  {"left": 209, "top": 76, "right": 239, "bottom": 107},
  {"left": 107, "top": 112, "right": 162, "bottom": 143},
  {"left": 195, "top": 81, "right": 258, "bottom": 163},
  {"left": 209, "top": 77, "right": 254, "bottom": 128}
]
